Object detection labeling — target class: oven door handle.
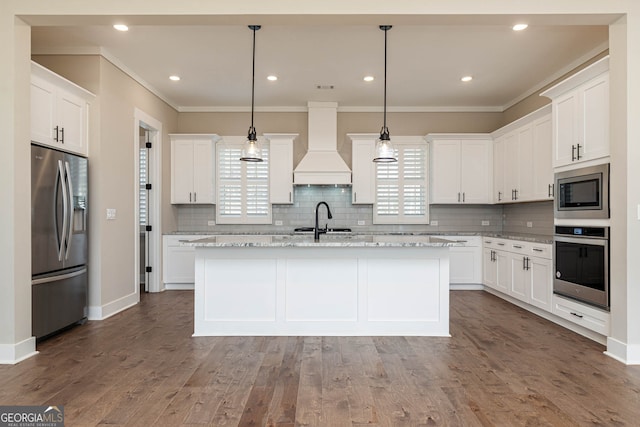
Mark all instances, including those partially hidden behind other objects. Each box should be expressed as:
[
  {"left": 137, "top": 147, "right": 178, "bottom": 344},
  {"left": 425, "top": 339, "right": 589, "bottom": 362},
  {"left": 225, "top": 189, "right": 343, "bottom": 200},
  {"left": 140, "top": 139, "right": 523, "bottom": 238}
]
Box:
[{"left": 554, "top": 236, "right": 607, "bottom": 246}]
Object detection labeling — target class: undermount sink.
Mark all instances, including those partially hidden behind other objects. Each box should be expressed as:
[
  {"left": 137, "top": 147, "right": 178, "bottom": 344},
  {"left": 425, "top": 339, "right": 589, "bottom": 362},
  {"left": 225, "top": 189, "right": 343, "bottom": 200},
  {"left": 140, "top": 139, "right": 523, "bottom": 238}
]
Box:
[{"left": 294, "top": 227, "right": 352, "bottom": 234}]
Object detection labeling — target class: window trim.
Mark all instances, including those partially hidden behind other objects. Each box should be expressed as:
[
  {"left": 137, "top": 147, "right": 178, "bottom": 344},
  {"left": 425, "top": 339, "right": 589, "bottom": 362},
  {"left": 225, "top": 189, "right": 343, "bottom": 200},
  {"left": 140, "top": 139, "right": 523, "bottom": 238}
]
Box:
[
  {"left": 215, "top": 136, "right": 272, "bottom": 225},
  {"left": 373, "top": 136, "right": 429, "bottom": 225}
]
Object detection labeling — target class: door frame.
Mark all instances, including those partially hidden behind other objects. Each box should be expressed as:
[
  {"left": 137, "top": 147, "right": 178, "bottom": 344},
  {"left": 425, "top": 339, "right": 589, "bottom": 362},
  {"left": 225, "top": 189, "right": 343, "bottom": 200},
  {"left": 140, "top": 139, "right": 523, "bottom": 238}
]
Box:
[{"left": 134, "top": 108, "right": 163, "bottom": 294}]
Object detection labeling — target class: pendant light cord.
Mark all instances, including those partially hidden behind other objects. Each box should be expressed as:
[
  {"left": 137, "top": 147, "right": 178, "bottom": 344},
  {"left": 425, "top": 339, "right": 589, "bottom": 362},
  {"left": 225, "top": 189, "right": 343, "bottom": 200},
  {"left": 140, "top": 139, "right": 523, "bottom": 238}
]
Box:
[
  {"left": 380, "top": 25, "right": 392, "bottom": 140},
  {"left": 383, "top": 26, "right": 387, "bottom": 132},
  {"left": 251, "top": 25, "right": 256, "bottom": 132}
]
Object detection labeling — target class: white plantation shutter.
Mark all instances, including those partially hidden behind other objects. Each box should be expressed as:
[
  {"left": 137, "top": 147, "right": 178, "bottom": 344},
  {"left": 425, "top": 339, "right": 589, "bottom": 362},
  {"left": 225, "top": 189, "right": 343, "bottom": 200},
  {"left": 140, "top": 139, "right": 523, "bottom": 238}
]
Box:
[
  {"left": 139, "top": 147, "right": 147, "bottom": 226},
  {"left": 216, "top": 141, "right": 271, "bottom": 224},
  {"left": 374, "top": 142, "right": 428, "bottom": 224}
]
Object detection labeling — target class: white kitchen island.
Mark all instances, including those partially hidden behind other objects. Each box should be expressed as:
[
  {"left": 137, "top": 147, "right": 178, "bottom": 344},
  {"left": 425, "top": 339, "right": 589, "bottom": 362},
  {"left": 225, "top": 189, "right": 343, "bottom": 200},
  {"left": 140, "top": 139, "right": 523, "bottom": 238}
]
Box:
[{"left": 186, "top": 234, "right": 459, "bottom": 337}]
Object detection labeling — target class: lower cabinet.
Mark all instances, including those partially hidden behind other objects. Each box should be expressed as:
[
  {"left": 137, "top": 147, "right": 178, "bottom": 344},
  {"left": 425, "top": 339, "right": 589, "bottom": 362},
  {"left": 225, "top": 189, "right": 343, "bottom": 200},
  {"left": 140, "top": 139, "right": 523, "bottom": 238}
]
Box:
[
  {"left": 163, "top": 235, "right": 202, "bottom": 289},
  {"left": 482, "top": 237, "right": 553, "bottom": 313},
  {"left": 442, "top": 236, "right": 482, "bottom": 285}
]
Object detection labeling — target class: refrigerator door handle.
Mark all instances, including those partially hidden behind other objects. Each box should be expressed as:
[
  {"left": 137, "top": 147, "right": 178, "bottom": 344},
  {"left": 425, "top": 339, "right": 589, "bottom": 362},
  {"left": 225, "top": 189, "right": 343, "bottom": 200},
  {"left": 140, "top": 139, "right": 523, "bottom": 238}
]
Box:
[
  {"left": 57, "top": 160, "right": 68, "bottom": 262},
  {"left": 64, "top": 161, "right": 74, "bottom": 260},
  {"left": 32, "top": 268, "right": 87, "bottom": 285}
]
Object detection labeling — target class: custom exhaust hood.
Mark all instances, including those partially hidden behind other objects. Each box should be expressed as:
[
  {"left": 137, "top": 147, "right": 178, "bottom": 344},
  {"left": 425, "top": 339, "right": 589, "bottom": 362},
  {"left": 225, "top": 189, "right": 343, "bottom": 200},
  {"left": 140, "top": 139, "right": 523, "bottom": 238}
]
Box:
[{"left": 293, "top": 102, "right": 351, "bottom": 185}]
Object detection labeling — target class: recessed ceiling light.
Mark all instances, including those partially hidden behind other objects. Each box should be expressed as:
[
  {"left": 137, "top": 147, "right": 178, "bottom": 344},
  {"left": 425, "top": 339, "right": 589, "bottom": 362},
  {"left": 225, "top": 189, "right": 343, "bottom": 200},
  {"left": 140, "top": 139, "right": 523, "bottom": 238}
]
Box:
[
  {"left": 169, "top": 75, "right": 181, "bottom": 81},
  {"left": 461, "top": 76, "right": 473, "bottom": 82},
  {"left": 512, "top": 23, "right": 528, "bottom": 31},
  {"left": 364, "top": 76, "right": 375, "bottom": 82},
  {"left": 267, "top": 75, "right": 278, "bottom": 81},
  {"left": 113, "top": 24, "right": 129, "bottom": 32}
]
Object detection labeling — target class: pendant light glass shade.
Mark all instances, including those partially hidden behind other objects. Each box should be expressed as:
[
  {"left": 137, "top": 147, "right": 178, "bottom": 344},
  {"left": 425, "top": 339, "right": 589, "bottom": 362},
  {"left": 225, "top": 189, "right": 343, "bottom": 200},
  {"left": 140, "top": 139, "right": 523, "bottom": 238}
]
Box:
[
  {"left": 373, "top": 25, "right": 397, "bottom": 163},
  {"left": 240, "top": 25, "right": 263, "bottom": 162}
]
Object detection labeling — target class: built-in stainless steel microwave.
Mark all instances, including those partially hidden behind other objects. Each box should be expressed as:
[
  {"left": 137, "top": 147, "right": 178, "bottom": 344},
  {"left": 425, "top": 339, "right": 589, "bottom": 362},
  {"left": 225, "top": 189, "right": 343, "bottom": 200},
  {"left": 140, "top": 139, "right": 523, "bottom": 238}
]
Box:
[{"left": 555, "top": 163, "right": 609, "bottom": 220}]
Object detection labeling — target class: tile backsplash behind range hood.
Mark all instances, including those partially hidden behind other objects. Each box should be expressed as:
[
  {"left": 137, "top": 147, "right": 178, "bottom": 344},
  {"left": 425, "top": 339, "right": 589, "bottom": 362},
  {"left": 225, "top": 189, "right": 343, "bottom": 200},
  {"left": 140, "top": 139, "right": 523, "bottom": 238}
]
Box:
[{"left": 293, "top": 102, "right": 352, "bottom": 185}]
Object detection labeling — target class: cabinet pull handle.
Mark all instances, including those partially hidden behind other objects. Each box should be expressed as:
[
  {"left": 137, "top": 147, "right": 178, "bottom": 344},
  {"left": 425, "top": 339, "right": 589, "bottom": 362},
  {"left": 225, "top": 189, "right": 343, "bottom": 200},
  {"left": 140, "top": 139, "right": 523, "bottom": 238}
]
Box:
[
  {"left": 289, "top": 192, "right": 292, "bottom": 202},
  {"left": 354, "top": 192, "right": 357, "bottom": 203},
  {"left": 458, "top": 192, "right": 461, "bottom": 203},
  {"left": 194, "top": 192, "right": 197, "bottom": 202},
  {"left": 189, "top": 192, "right": 192, "bottom": 202},
  {"left": 548, "top": 184, "right": 552, "bottom": 198},
  {"left": 463, "top": 192, "right": 465, "bottom": 202},
  {"left": 533, "top": 248, "right": 543, "bottom": 252},
  {"left": 498, "top": 191, "right": 502, "bottom": 202},
  {"left": 514, "top": 189, "right": 518, "bottom": 200},
  {"left": 54, "top": 126, "right": 59, "bottom": 142},
  {"left": 485, "top": 240, "right": 492, "bottom": 244},
  {"left": 60, "top": 127, "right": 64, "bottom": 143},
  {"left": 497, "top": 242, "right": 505, "bottom": 246},
  {"left": 570, "top": 312, "right": 584, "bottom": 319},
  {"left": 523, "top": 256, "right": 526, "bottom": 270},
  {"left": 513, "top": 245, "right": 523, "bottom": 249},
  {"left": 571, "top": 145, "right": 576, "bottom": 161},
  {"left": 576, "top": 143, "right": 582, "bottom": 160},
  {"left": 526, "top": 257, "right": 530, "bottom": 270}
]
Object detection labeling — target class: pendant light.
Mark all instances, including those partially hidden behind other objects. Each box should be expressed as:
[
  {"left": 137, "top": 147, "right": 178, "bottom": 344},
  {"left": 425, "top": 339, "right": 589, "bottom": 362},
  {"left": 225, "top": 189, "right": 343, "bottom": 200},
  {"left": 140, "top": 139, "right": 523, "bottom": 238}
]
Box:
[
  {"left": 240, "top": 25, "right": 263, "bottom": 162},
  {"left": 373, "top": 25, "right": 397, "bottom": 163}
]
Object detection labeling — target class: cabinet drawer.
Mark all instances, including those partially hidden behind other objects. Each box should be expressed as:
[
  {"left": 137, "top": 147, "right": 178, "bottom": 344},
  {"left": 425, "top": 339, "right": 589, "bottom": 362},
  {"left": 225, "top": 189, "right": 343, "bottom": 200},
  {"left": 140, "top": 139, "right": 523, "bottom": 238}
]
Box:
[
  {"left": 552, "top": 295, "right": 610, "bottom": 336},
  {"left": 483, "top": 237, "right": 508, "bottom": 250},
  {"left": 529, "top": 244, "right": 552, "bottom": 259}
]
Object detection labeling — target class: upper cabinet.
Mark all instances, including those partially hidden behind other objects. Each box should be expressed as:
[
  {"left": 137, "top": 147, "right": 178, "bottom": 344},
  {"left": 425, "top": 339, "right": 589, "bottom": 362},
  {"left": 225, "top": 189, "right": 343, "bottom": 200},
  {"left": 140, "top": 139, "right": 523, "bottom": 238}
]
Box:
[
  {"left": 491, "top": 105, "right": 553, "bottom": 203},
  {"left": 170, "top": 134, "right": 217, "bottom": 204},
  {"left": 541, "top": 56, "right": 609, "bottom": 169},
  {"left": 428, "top": 135, "right": 493, "bottom": 204},
  {"left": 31, "top": 62, "right": 94, "bottom": 156},
  {"left": 349, "top": 134, "right": 377, "bottom": 204},
  {"left": 265, "top": 133, "right": 297, "bottom": 204}
]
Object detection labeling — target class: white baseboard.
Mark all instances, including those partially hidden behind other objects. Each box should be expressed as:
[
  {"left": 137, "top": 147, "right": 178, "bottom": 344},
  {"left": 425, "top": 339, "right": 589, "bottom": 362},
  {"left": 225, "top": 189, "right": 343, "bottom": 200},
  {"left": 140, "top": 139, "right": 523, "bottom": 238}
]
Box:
[
  {"left": 88, "top": 291, "right": 139, "bottom": 321},
  {"left": 165, "top": 283, "right": 194, "bottom": 291},
  {"left": 605, "top": 337, "right": 640, "bottom": 365},
  {"left": 450, "top": 283, "right": 483, "bottom": 290},
  {"left": 0, "top": 337, "right": 38, "bottom": 364}
]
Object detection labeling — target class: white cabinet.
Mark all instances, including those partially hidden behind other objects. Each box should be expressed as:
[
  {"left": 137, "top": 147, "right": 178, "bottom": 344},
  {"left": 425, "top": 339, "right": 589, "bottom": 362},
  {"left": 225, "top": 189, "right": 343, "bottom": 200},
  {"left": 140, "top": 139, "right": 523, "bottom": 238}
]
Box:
[
  {"left": 442, "top": 236, "right": 482, "bottom": 285},
  {"left": 428, "top": 135, "right": 492, "bottom": 204},
  {"left": 170, "top": 134, "right": 216, "bottom": 204},
  {"left": 491, "top": 106, "right": 553, "bottom": 203},
  {"left": 552, "top": 294, "right": 610, "bottom": 336},
  {"left": 349, "top": 134, "right": 377, "bottom": 204},
  {"left": 266, "top": 134, "right": 297, "bottom": 204},
  {"left": 31, "top": 62, "right": 93, "bottom": 156},
  {"left": 483, "top": 237, "right": 553, "bottom": 312},
  {"left": 163, "top": 235, "right": 204, "bottom": 289},
  {"left": 541, "top": 56, "right": 609, "bottom": 168}
]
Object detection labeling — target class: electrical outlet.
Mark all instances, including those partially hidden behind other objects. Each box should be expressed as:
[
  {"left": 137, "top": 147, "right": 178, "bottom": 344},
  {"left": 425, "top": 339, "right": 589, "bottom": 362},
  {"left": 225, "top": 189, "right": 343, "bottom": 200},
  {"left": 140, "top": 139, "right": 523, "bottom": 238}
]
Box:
[
  {"left": 481, "top": 220, "right": 490, "bottom": 226},
  {"left": 527, "top": 221, "right": 533, "bottom": 228},
  {"left": 430, "top": 220, "right": 438, "bottom": 226},
  {"left": 106, "top": 208, "right": 116, "bottom": 220},
  {"left": 275, "top": 220, "right": 283, "bottom": 226},
  {"left": 207, "top": 220, "right": 216, "bottom": 226},
  {"left": 357, "top": 220, "right": 365, "bottom": 226}
]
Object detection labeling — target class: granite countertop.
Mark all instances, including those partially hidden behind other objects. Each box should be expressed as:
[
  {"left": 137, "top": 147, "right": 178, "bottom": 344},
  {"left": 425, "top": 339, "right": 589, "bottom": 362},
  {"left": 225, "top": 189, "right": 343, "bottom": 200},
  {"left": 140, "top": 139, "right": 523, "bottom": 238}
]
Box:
[
  {"left": 167, "top": 231, "right": 553, "bottom": 245},
  {"left": 182, "top": 234, "right": 463, "bottom": 248}
]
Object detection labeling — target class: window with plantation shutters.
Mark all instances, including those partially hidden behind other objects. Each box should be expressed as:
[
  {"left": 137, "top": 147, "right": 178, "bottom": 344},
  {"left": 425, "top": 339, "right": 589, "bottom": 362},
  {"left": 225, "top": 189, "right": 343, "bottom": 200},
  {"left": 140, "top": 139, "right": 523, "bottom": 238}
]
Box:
[
  {"left": 139, "top": 147, "right": 147, "bottom": 226},
  {"left": 216, "top": 140, "right": 271, "bottom": 224},
  {"left": 374, "top": 142, "right": 428, "bottom": 224}
]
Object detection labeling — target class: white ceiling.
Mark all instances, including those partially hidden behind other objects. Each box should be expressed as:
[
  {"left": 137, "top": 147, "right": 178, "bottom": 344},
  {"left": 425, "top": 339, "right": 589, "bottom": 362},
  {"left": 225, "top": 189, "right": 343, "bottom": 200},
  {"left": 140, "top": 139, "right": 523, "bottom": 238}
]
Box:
[{"left": 31, "top": 22, "right": 608, "bottom": 112}]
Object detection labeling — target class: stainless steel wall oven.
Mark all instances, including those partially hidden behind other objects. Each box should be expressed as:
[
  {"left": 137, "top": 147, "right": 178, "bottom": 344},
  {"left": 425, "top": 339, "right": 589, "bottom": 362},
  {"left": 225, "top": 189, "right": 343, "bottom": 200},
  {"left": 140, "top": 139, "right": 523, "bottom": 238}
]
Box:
[{"left": 553, "top": 226, "right": 609, "bottom": 310}]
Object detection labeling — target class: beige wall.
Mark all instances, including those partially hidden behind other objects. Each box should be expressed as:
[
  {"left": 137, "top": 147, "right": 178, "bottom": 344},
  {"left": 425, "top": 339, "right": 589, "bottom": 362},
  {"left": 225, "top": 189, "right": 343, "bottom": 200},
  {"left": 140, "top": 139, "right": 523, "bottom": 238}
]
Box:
[
  {"left": 179, "top": 110, "right": 503, "bottom": 167},
  {"left": 32, "top": 54, "right": 179, "bottom": 314},
  {"left": 501, "top": 50, "right": 609, "bottom": 126}
]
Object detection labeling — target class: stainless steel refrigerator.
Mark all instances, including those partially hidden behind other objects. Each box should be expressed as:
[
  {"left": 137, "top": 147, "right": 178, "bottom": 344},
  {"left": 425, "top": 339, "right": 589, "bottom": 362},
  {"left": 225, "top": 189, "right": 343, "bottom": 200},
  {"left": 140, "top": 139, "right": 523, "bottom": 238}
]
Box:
[{"left": 31, "top": 144, "right": 88, "bottom": 340}]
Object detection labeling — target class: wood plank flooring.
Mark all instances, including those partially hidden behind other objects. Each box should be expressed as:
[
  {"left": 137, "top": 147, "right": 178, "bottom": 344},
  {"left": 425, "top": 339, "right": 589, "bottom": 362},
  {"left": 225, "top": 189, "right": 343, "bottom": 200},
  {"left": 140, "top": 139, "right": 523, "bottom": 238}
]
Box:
[{"left": 1, "top": 290, "right": 639, "bottom": 426}]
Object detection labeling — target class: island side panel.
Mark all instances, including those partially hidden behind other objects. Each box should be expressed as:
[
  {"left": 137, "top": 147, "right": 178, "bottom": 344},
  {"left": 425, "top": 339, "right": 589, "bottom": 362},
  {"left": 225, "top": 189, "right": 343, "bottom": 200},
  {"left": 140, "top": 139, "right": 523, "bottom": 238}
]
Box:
[{"left": 193, "top": 246, "right": 450, "bottom": 336}]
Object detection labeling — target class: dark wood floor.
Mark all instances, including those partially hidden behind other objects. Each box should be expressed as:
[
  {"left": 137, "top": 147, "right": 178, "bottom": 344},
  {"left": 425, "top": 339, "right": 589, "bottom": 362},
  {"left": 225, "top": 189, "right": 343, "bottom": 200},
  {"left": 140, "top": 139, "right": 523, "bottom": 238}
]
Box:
[{"left": 1, "top": 291, "right": 639, "bottom": 426}]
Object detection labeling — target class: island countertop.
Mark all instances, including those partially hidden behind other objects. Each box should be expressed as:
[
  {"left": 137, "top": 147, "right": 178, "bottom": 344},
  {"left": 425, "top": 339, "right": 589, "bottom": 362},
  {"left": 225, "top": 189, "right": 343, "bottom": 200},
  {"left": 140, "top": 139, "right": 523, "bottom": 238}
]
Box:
[{"left": 183, "top": 234, "right": 463, "bottom": 248}]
